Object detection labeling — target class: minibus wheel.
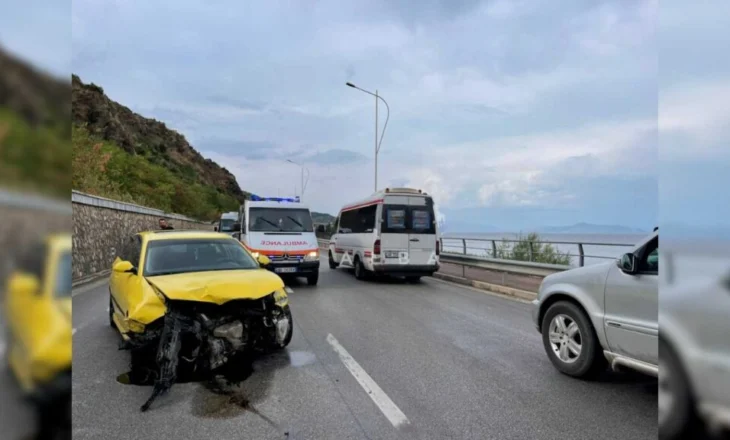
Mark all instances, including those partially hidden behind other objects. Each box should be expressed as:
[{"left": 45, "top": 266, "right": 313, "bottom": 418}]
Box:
[{"left": 354, "top": 257, "right": 367, "bottom": 280}]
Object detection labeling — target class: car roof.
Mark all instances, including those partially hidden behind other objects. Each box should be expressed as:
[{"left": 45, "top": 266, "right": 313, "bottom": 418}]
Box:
[{"left": 139, "top": 230, "right": 234, "bottom": 241}]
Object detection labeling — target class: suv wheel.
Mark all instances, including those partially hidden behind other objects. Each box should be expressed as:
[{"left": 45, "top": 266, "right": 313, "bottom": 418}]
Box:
[
  {"left": 541, "top": 301, "right": 605, "bottom": 378},
  {"left": 329, "top": 251, "right": 337, "bottom": 269},
  {"left": 659, "top": 338, "right": 696, "bottom": 440}
]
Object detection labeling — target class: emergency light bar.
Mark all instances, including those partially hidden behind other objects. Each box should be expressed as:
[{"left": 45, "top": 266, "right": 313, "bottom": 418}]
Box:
[{"left": 250, "top": 195, "right": 300, "bottom": 203}]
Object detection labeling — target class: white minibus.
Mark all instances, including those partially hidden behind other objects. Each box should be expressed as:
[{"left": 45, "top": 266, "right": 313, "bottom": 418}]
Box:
[{"left": 328, "top": 187, "right": 440, "bottom": 282}]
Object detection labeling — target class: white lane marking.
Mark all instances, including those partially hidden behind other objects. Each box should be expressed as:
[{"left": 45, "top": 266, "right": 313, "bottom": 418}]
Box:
[{"left": 326, "top": 333, "right": 410, "bottom": 429}]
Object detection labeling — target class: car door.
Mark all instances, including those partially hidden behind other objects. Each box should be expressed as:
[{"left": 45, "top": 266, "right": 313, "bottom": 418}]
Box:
[
  {"left": 380, "top": 197, "right": 411, "bottom": 265},
  {"left": 603, "top": 235, "right": 659, "bottom": 365},
  {"left": 407, "top": 196, "right": 437, "bottom": 266},
  {"left": 110, "top": 234, "right": 142, "bottom": 321}
]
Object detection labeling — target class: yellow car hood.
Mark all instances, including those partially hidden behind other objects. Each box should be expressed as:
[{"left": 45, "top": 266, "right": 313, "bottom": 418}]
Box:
[{"left": 145, "top": 269, "right": 285, "bottom": 305}]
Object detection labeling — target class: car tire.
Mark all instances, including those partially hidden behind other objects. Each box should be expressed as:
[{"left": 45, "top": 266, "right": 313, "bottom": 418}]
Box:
[
  {"left": 541, "top": 301, "right": 606, "bottom": 378},
  {"left": 405, "top": 276, "right": 421, "bottom": 284},
  {"left": 307, "top": 273, "right": 319, "bottom": 286},
  {"left": 659, "top": 338, "right": 696, "bottom": 440},
  {"left": 354, "top": 257, "right": 366, "bottom": 281},
  {"left": 108, "top": 290, "right": 117, "bottom": 329},
  {"left": 329, "top": 251, "right": 337, "bottom": 269}
]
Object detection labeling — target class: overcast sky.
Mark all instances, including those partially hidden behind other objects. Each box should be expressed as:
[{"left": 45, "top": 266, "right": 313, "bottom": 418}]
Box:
[{"left": 11, "top": 0, "right": 727, "bottom": 234}]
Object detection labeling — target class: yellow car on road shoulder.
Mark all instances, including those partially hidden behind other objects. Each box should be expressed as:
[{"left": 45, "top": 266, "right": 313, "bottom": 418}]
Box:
[
  {"left": 108, "top": 230, "right": 293, "bottom": 411},
  {"left": 4, "top": 233, "right": 72, "bottom": 407}
]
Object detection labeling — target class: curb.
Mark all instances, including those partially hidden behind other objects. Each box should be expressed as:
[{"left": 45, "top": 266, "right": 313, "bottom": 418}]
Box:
[
  {"left": 72, "top": 269, "right": 111, "bottom": 288},
  {"left": 432, "top": 272, "right": 537, "bottom": 301}
]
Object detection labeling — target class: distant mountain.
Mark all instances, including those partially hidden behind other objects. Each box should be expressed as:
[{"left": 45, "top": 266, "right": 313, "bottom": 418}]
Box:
[
  {"left": 537, "top": 223, "right": 648, "bottom": 234},
  {"left": 311, "top": 212, "right": 335, "bottom": 224}
]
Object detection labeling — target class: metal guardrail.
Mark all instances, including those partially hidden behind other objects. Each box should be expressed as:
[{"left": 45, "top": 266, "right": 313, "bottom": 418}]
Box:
[
  {"left": 440, "top": 236, "right": 636, "bottom": 268},
  {"left": 316, "top": 238, "right": 569, "bottom": 274},
  {"left": 71, "top": 190, "right": 211, "bottom": 223}
]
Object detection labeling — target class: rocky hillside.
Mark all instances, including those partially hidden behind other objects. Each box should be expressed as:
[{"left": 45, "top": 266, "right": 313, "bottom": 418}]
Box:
[
  {"left": 72, "top": 75, "right": 248, "bottom": 203},
  {"left": 0, "top": 46, "right": 71, "bottom": 197}
]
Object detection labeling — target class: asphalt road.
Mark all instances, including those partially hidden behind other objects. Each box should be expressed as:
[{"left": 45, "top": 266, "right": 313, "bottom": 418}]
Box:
[
  {"left": 0, "top": 306, "right": 37, "bottom": 440},
  {"left": 72, "top": 260, "right": 659, "bottom": 440}
]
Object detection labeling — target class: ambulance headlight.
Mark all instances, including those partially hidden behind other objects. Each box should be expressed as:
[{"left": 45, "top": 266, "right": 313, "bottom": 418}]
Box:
[{"left": 304, "top": 250, "right": 319, "bottom": 261}]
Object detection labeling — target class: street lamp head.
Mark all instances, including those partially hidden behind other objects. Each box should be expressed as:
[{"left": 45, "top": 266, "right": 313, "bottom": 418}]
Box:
[{"left": 346, "top": 82, "right": 356, "bottom": 88}]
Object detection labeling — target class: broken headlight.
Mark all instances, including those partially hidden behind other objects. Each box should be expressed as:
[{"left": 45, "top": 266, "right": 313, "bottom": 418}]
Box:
[{"left": 273, "top": 287, "right": 291, "bottom": 307}]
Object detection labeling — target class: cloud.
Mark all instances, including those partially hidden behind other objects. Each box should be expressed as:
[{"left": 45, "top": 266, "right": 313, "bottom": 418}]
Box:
[{"left": 69, "top": 0, "right": 658, "bottom": 230}]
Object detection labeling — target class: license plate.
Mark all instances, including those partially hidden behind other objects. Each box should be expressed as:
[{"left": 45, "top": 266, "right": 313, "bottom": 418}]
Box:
[
  {"left": 385, "top": 251, "right": 400, "bottom": 258},
  {"left": 275, "top": 267, "right": 297, "bottom": 273}
]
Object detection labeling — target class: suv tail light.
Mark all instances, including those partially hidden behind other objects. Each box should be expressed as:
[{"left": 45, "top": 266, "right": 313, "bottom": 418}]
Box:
[{"left": 374, "top": 239, "right": 381, "bottom": 255}]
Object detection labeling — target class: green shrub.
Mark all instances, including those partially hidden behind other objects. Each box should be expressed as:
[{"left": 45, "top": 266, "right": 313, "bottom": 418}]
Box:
[
  {"left": 0, "top": 108, "right": 71, "bottom": 199},
  {"left": 494, "top": 232, "right": 572, "bottom": 265},
  {"left": 72, "top": 125, "right": 239, "bottom": 220}
]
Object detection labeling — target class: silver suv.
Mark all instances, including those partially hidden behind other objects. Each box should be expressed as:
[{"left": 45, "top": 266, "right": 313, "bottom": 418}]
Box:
[{"left": 532, "top": 230, "right": 730, "bottom": 439}]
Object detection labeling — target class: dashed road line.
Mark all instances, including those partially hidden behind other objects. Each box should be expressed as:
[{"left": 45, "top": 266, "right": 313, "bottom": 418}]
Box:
[{"left": 326, "top": 333, "right": 410, "bottom": 429}]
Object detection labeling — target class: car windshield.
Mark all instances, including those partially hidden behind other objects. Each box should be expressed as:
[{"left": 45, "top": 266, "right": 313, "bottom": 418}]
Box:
[
  {"left": 248, "top": 208, "right": 314, "bottom": 232},
  {"left": 219, "top": 219, "right": 237, "bottom": 232},
  {"left": 54, "top": 250, "right": 72, "bottom": 298},
  {"left": 143, "top": 238, "right": 259, "bottom": 277}
]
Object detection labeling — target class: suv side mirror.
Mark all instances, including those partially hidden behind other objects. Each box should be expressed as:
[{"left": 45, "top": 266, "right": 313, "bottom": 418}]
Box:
[{"left": 617, "top": 253, "right": 637, "bottom": 275}]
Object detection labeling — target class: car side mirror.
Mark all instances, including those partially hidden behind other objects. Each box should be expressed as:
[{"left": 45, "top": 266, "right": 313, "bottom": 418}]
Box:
[
  {"left": 113, "top": 260, "right": 137, "bottom": 275},
  {"left": 8, "top": 273, "right": 40, "bottom": 296},
  {"left": 257, "top": 255, "right": 271, "bottom": 267},
  {"left": 232, "top": 222, "right": 241, "bottom": 231},
  {"left": 316, "top": 225, "right": 326, "bottom": 233},
  {"left": 617, "top": 253, "right": 637, "bottom": 275}
]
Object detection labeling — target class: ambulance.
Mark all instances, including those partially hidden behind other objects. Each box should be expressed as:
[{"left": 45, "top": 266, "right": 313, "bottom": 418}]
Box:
[
  {"left": 238, "top": 195, "right": 321, "bottom": 285},
  {"left": 328, "top": 187, "right": 440, "bottom": 282}
]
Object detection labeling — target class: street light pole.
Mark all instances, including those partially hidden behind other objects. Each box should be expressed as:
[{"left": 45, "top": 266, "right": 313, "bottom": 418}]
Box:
[
  {"left": 346, "top": 82, "right": 389, "bottom": 192},
  {"left": 286, "top": 159, "right": 309, "bottom": 200}
]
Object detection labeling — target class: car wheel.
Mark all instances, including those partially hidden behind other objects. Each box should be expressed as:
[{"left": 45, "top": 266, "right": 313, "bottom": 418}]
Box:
[
  {"left": 354, "top": 257, "right": 366, "bottom": 280},
  {"left": 541, "top": 301, "right": 606, "bottom": 378},
  {"left": 659, "top": 338, "right": 696, "bottom": 440},
  {"left": 108, "top": 290, "right": 117, "bottom": 329},
  {"left": 307, "top": 273, "right": 319, "bottom": 286},
  {"left": 329, "top": 251, "right": 337, "bottom": 269},
  {"left": 405, "top": 276, "right": 421, "bottom": 284}
]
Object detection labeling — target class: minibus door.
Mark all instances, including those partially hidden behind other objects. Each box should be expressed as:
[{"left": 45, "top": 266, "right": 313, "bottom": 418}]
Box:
[{"left": 407, "top": 197, "right": 437, "bottom": 266}]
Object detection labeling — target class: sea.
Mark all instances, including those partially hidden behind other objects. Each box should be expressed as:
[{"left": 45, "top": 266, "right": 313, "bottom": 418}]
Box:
[{"left": 440, "top": 232, "right": 647, "bottom": 268}]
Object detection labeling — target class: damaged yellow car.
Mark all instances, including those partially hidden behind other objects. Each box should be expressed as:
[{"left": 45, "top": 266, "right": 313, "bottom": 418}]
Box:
[
  {"left": 4, "top": 233, "right": 72, "bottom": 428},
  {"left": 108, "top": 230, "right": 293, "bottom": 411}
]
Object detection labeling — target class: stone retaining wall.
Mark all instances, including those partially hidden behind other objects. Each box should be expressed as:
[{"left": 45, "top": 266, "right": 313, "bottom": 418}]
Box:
[
  {"left": 0, "top": 190, "right": 72, "bottom": 286},
  {"left": 71, "top": 190, "right": 214, "bottom": 280}
]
